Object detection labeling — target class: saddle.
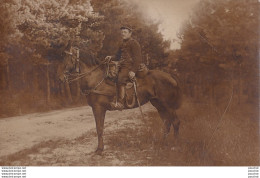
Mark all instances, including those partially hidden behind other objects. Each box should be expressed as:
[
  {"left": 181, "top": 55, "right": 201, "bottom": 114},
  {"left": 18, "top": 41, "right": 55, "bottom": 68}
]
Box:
[
  {"left": 106, "top": 61, "right": 149, "bottom": 109},
  {"left": 107, "top": 61, "right": 120, "bottom": 80},
  {"left": 125, "top": 82, "right": 136, "bottom": 108}
]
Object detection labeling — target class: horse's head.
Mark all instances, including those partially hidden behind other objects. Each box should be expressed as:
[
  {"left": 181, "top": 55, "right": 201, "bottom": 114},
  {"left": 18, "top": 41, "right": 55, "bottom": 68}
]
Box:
[{"left": 57, "top": 50, "right": 79, "bottom": 82}]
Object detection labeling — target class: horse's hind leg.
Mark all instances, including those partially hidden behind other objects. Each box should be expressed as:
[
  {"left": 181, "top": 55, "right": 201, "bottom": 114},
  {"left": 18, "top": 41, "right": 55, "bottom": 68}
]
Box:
[
  {"left": 151, "top": 99, "right": 180, "bottom": 146},
  {"left": 150, "top": 100, "right": 172, "bottom": 143},
  {"left": 161, "top": 112, "right": 172, "bottom": 140},
  {"left": 171, "top": 110, "right": 180, "bottom": 138}
]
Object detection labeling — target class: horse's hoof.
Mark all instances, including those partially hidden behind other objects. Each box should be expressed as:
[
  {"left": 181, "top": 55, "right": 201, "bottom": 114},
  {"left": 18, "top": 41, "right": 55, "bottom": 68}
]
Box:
[{"left": 95, "top": 148, "right": 103, "bottom": 155}]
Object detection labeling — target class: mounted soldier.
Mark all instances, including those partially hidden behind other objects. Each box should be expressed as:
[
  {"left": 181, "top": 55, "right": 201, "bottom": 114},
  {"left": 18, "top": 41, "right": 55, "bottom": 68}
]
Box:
[
  {"left": 105, "top": 25, "right": 142, "bottom": 110},
  {"left": 58, "top": 25, "right": 182, "bottom": 154}
]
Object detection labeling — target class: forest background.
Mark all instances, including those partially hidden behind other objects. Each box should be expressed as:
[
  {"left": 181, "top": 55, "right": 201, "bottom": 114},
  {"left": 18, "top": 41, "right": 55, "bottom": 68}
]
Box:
[{"left": 0, "top": 0, "right": 258, "bottom": 118}]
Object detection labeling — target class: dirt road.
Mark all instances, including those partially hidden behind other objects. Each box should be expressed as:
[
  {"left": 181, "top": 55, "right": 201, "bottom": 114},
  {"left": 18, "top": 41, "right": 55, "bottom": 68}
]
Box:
[
  {"left": 0, "top": 103, "right": 156, "bottom": 166},
  {"left": 0, "top": 100, "right": 258, "bottom": 166}
]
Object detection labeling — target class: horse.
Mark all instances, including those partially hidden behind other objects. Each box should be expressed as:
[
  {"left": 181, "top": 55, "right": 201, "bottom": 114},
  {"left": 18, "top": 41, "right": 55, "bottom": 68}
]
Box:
[{"left": 57, "top": 53, "right": 182, "bottom": 155}]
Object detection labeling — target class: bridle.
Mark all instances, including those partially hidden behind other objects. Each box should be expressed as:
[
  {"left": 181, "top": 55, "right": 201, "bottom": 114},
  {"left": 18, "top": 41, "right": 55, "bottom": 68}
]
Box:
[
  {"left": 63, "top": 50, "right": 107, "bottom": 82},
  {"left": 62, "top": 52, "right": 111, "bottom": 95}
]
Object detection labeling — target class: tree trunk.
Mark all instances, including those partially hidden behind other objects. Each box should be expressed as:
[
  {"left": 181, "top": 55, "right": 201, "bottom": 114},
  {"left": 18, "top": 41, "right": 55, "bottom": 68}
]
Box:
[
  {"left": 6, "top": 59, "right": 10, "bottom": 90},
  {"left": 32, "top": 65, "right": 38, "bottom": 92},
  {"left": 146, "top": 54, "right": 150, "bottom": 66},
  {"left": 59, "top": 82, "right": 65, "bottom": 97},
  {"left": 76, "top": 80, "right": 81, "bottom": 101},
  {"left": 210, "top": 83, "right": 215, "bottom": 106},
  {"left": 65, "top": 82, "right": 73, "bottom": 103},
  {"left": 238, "top": 65, "right": 242, "bottom": 105},
  {"left": 0, "top": 66, "right": 6, "bottom": 89},
  {"left": 22, "top": 68, "right": 26, "bottom": 88},
  {"left": 195, "top": 74, "right": 202, "bottom": 101},
  {"left": 46, "top": 65, "right": 51, "bottom": 103}
]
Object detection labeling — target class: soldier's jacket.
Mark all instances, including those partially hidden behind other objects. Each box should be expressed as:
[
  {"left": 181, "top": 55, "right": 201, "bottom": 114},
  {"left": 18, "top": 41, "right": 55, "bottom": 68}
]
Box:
[{"left": 113, "top": 37, "right": 142, "bottom": 73}]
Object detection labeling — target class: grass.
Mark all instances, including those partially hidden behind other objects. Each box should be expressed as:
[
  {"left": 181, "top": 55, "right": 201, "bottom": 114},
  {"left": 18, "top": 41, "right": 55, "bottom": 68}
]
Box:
[
  {"left": 0, "top": 139, "right": 65, "bottom": 166},
  {"left": 0, "top": 97, "right": 259, "bottom": 166},
  {"left": 106, "top": 97, "right": 259, "bottom": 166}
]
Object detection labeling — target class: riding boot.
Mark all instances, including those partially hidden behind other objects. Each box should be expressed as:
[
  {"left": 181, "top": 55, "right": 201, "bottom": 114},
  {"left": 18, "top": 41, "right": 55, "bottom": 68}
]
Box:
[
  {"left": 117, "top": 85, "right": 125, "bottom": 108},
  {"left": 110, "top": 85, "right": 125, "bottom": 110}
]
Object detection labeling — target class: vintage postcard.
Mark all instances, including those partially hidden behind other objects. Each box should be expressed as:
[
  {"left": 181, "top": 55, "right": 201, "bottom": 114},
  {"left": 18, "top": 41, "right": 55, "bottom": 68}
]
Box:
[{"left": 0, "top": 0, "right": 259, "bottom": 168}]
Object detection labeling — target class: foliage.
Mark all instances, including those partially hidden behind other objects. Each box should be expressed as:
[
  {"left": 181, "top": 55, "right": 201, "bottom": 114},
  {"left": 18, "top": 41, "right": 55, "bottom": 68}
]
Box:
[
  {"left": 91, "top": 0, "right": 171, "bottom": 67},
  {"left": 1, "top": 0, "right": 104, "bottom": 65},
  {"left": 176, "top": 0, "right": 259, "bottom": 100},
  {"left": 0, "top": 0, "right": 173, "bottom": 117},
  {"left": 179, "top": 0, "right": 258, "bottom": 71}
]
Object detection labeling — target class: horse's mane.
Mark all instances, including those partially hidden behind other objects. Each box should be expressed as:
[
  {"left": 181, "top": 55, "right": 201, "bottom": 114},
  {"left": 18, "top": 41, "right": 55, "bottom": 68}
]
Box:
[
  {"left": 79, "top": 52, "right": 99, "bottom": 67},
  {"left": 79, "top": 55, "right": 107, "bottom": 73}
]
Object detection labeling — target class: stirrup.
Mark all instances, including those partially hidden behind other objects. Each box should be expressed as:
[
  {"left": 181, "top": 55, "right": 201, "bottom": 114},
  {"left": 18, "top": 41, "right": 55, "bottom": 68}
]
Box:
[{"left": 110, "top": 101, "right": 124, "bottom": 111}]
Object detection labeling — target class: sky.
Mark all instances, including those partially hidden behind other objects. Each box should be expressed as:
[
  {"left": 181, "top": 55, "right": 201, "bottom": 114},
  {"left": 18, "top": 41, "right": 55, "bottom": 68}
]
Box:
[{"left": 129, "top": 0, "right": 200, "bottom": 49}]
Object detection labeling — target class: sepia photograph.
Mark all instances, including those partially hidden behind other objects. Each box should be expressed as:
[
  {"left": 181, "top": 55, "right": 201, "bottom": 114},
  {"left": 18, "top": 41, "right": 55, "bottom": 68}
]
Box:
[{"left": 0, "top": 0, "right": 259, "bottom": 167}]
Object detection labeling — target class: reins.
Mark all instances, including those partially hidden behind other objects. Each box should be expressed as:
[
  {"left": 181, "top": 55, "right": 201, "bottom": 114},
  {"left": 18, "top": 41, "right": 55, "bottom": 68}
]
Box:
[
  {"left": 66, "top": 60, "right": 107, "bottom": 84},
  {"left": 64, "top": 59, "right": 112, "bottom": 96}
]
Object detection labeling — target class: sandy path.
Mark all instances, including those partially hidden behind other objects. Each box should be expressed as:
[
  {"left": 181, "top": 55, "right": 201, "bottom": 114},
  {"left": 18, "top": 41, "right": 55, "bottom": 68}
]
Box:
[
  {"left": 1, "top": 100, "right": 258, "bottom": 166},
  {"left": 0, "top": 103, "right": 155, "bottom": 158}
]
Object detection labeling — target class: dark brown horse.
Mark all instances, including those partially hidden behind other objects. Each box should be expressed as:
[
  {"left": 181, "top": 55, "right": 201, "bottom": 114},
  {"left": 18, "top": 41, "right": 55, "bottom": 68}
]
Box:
[{"left": 57, "top": 54, "right": 182, "bottom": 155}]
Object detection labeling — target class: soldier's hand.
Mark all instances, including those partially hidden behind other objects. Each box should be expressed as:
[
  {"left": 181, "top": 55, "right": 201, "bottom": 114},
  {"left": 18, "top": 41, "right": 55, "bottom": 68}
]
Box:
[
  {"left": 105, "top": 56, "right": 112, "bottom": 62},
  {"left": 128, "top": 71, "right": 135, "bottom": 80}
]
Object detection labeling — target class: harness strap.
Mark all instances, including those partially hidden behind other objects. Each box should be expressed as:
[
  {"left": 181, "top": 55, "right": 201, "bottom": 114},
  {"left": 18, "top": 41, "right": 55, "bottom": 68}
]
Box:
[
  {"left": 64, "top": 51, "right": 73, "bottom": 55},
  {"left": 65, "top": 59, "right": 118, "bottom": 97},
  {"left": 82, "top": 89, "right": 114, "bottom": 96},
  {"left": 67, "top": 62, "right": 105, "bottom": 83}
]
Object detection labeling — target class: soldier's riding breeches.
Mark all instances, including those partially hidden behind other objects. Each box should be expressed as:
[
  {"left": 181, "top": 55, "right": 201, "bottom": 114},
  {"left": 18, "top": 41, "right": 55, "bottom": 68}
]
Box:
[{"left": 117, "top": 66, "right": 131, "bottom": 85}]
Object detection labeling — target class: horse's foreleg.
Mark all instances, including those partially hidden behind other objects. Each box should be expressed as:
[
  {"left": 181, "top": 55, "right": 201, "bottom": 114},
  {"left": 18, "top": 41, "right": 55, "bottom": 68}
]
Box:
[{"left": 92, "top": 105, "right": 106, "bottom": 155}]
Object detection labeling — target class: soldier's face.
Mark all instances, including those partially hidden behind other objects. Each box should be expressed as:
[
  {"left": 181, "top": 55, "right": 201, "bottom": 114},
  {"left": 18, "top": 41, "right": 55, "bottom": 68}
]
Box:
[{"left": 121, "top": 29, "right": 132, "bottom": 40}]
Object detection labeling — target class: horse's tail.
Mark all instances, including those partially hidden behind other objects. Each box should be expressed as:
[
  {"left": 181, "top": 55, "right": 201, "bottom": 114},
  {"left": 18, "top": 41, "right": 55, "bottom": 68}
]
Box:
[
  {"left": 170, "top": 73, "right": 183, "bottom": 88},
  {"left": 174, "top": 84, "right": 182, "bottom": 109}
]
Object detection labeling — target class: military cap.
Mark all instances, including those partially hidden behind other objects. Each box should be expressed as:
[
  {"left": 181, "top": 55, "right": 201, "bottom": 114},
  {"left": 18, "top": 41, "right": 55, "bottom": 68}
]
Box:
[{"left": 120, "top": 25, "right": 133, "bottom": 32}]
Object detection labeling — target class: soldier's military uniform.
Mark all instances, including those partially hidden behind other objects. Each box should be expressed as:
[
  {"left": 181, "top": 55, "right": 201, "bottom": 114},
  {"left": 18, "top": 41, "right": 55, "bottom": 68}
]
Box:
[
  {"left": 113, "top": 37, "right": 142, "bottom": 84},
  {"left": 110, "top": 34, "right": 142, "bottom": 110}
]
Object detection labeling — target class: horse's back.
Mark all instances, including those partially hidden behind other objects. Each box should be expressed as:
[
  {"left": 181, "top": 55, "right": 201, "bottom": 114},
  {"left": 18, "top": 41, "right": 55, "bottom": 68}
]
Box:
[{"left": 147, "top": 70, "right": 182, "bottom": 109}]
